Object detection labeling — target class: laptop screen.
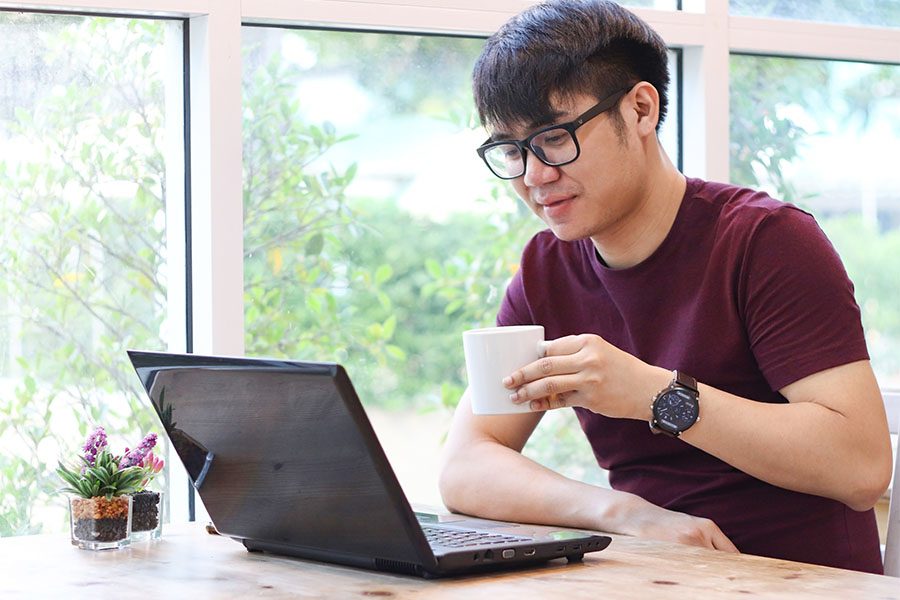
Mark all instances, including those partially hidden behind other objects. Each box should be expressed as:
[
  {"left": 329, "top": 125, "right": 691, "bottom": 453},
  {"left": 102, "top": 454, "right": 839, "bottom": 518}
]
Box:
[{"left": 128, "top": 351, "right": 426, "bottom": 563}]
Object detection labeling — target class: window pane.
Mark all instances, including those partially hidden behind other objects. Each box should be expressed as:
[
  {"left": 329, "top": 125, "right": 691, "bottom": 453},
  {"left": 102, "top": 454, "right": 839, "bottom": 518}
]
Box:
[
  {"left": 622, "top": 0, "right": 680, "bottom": 8},
  {"left": 730, "top": 0, "right": 900, "bottom": 27},
  {"left": 0, "top": 14, "right": 183, "bottom": 536},
  {"left": 242, "top": 28, "right": 681, "bottom": 503},
  {"left": 730, "top": 55, "right": 900, "bottom": 388}
]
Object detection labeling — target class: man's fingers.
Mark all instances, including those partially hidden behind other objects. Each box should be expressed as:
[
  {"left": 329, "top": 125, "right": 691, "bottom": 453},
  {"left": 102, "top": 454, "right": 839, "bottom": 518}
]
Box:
[
  {"left": 539, "top": 335, "right": 587, "bottom": 357},
  {"left": 526, "top": 391, "right": 573, "bottom": 412},
  {"left": 713, "top": 532, "right": 740, "bottom": 553}
]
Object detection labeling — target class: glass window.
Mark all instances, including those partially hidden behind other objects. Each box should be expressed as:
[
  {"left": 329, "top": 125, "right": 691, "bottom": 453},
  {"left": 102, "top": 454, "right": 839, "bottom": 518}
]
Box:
[
  {"left": 730, "top": 54, "right": 900, "bottom": 388},
  {"left": 0, "top": 13, "right": 183, "bottom": 536},
  {"left": 730, "top": 0, "right": 900, "bottom": 28},
  {"left": 242, "top": 27, "right": 681, "bottom": 503},
  {"left": 622, "top": 0, "right": 680, "bottom": 8}
]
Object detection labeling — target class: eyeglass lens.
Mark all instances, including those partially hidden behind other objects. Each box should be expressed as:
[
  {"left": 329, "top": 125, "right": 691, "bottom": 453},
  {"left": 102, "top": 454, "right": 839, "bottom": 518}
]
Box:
[{"left": 483, "top": 127, "right": 578, "bottom": 179}]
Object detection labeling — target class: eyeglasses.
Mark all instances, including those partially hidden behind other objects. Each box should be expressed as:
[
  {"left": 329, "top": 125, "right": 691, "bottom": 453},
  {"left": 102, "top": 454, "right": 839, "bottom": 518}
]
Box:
[{"left": 476, "top": 87, "right": 630, "bottom": 180}]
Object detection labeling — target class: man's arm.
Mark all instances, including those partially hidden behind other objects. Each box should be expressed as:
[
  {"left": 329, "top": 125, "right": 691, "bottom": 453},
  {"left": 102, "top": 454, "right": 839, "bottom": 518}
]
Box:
[
  {"left": 684, "top": 359, "right": 892, "bottom": 511},
  {"left": 438, "top": 388, "right": 738, "bottom": 551},
  {"left": 506, "top": 336, "right": 893, "bottom": 511}
]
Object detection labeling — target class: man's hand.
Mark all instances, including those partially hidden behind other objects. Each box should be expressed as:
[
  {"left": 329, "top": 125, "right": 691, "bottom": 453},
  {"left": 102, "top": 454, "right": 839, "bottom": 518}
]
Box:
[
  {"left": 617, "top": 499, "right": 739, "bottom": 553},
  {"left": 502, "top": 333, "right": 669, "bottom": 418}
]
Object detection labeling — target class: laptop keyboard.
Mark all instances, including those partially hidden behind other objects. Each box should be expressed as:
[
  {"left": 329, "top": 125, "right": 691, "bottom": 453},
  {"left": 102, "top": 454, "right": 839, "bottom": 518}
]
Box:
[{"left": 422, "top": 525, "right": 532, "bottom": 548}]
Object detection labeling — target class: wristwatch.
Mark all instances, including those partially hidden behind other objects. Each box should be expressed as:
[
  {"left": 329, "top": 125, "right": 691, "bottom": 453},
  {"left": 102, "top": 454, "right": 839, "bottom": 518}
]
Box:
[{"left": 649, "top": 370, "right": 700, "bottom": 437}]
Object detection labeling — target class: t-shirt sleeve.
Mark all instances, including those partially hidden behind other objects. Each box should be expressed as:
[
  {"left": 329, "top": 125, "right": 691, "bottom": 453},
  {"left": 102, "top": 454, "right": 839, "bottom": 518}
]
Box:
[{"left": 739, "top": 206, "right": 869, "bottom": 392}]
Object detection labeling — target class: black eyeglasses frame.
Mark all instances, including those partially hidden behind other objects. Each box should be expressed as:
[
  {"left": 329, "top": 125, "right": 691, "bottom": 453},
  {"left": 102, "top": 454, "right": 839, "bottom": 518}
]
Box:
[{"left": 476, "top": 86, "right": 633, "bottom": 180}]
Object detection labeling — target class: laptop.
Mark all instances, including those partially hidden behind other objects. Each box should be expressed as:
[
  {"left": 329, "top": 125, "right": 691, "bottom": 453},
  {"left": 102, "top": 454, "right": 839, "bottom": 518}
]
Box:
[{"left": 127, "top": 350, "right": 612, "bottom": 577}]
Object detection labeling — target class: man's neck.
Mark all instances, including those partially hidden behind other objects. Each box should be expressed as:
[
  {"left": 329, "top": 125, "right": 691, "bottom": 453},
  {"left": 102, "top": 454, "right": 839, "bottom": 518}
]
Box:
[{"left": 591, "top": 155, "right": 686, "bottom": 270}]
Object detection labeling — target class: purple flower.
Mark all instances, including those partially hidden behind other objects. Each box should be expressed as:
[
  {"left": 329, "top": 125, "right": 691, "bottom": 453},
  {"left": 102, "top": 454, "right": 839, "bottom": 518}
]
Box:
[
  {"left": 119, "top": 433, "right": 158, "bottom": 468},
  {"left": 82, "top": 427, "right": 108, "bottom": 466}
]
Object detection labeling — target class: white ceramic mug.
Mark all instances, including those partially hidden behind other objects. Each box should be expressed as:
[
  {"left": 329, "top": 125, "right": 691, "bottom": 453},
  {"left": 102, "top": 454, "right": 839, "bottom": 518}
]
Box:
[{"left": 462, "top": 325, "right": 545, "bottom": 415}]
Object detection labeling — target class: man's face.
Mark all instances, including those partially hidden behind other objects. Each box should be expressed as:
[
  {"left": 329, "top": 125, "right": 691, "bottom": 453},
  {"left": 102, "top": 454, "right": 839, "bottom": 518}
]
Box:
[{"left": 490, "top": 92, "right": 642, "bottom": 243}]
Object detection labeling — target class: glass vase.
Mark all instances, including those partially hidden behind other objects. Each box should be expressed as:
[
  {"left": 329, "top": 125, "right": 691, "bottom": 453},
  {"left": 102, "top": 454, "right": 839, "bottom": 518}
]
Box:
[
  {"left": 129, "top": 489, "right": 164, "bottom": 542},
  {"left": 69, "top": 495, "right": 132, "bottom": 550}
]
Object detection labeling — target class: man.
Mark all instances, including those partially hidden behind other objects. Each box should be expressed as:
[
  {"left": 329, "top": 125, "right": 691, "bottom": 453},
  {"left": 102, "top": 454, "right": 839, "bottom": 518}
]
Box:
[{"left": 438, "top": 0, "right": 892, "bottom": 574}]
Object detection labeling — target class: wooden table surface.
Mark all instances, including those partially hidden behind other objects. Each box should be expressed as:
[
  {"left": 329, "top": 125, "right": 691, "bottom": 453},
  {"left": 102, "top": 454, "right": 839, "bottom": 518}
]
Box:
[{"left": 3, "top": 522, "right": 898, "bottom": 599}]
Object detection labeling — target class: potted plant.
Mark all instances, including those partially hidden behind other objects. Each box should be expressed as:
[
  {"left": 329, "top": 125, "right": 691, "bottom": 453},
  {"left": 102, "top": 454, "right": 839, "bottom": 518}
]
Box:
[
  {"left": 57, "top": 427, "right": 146, "bottom": 550},
  {"left": 120, "top": 433, "right": 165, "bottom": 542}
]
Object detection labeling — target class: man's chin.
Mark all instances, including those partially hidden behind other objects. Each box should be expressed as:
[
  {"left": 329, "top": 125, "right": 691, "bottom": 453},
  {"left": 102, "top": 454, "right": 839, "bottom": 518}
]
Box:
[{"left": 547, "top": 224, "right": 587, "bottom": 242}]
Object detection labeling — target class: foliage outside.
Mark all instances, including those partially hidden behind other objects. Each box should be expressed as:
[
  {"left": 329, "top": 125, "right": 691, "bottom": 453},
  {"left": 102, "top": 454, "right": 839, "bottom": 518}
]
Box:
[{"left": 0, "top": 15, "right": 171, "bottom": 536}]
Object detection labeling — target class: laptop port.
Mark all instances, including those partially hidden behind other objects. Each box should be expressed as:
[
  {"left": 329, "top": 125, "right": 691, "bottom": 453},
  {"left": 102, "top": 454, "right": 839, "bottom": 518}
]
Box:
[
  {"left": 484, "top": 550, "right": 494, "bottom": 560},
  {"left": 571, "top": 544, "right": 581, "bottom": 551},
  {"left": 524, "top": 548, "right": 536, "bottom": 557},
  {"left": 473, "top": 553, "right": 479, "bottom": 561}
]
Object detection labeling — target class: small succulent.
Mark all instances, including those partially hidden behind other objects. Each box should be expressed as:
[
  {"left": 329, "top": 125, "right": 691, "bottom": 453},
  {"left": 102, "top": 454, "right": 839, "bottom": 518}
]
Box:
[{"left": 57, "top": 426, "right": 163, "bottom": 499}]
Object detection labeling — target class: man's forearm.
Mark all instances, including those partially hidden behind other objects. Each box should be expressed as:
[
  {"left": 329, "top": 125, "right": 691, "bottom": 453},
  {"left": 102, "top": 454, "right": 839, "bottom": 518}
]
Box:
[
  {"left": 438, "top": 437, "right": 738, "bottom": 552},
  {"left": 439, "top": 438, "right": 632, "bottom": 532}
]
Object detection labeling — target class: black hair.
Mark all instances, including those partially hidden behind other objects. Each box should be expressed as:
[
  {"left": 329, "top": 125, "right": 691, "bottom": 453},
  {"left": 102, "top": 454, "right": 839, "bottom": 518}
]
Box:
[{"left": 473, "top": 0, "right": 670, "bottom": 133}]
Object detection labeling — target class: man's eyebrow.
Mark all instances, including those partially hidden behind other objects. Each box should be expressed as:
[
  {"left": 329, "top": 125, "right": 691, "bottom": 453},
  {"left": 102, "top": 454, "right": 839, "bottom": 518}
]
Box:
[{"left": 530, "top": 111, "right": 567, "bottom": 130}]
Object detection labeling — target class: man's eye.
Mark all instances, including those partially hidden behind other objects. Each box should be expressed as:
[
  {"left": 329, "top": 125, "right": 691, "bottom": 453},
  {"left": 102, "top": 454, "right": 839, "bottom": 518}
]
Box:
[{"left": 541, "top": 132, "right": 568, "bottom": 146}]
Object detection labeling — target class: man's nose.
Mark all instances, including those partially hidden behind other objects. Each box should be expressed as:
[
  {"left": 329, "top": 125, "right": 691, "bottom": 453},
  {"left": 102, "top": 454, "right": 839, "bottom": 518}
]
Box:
[{"left": 522, "top": 151, "right": 560, "bottom": 187}]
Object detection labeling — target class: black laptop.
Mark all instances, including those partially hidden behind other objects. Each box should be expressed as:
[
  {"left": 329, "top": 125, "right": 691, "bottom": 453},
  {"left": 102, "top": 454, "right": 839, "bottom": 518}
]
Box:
[{"left": 127, "top": 350, "right": 611, "bottom": 577}]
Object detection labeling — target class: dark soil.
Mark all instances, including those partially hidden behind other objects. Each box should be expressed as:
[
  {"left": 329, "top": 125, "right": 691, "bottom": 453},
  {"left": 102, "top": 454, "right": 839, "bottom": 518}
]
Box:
[
  {"left": 73, "top": 517, "right": 128, "bottom": 542},
  {"left": 131, "top": 491, "right": 161, "bottom": 532}
]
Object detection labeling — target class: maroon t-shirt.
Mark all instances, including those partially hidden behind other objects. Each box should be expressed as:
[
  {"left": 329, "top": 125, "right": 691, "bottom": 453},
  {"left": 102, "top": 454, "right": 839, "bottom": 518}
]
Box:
[{"left": 497, "top": 178, "right": 882, "bottom": 573}]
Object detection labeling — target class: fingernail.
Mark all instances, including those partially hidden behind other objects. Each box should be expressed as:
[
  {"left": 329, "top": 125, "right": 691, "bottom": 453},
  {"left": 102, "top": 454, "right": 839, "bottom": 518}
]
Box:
[
  {"left": 530, "top": 400, "right": 541, "bottom": 411},
  {"left": 502, "top": 376, "right": 512, "bottom": 387},
  {"left": 508, "top": 392, "right": 519, "bottom": 403}
]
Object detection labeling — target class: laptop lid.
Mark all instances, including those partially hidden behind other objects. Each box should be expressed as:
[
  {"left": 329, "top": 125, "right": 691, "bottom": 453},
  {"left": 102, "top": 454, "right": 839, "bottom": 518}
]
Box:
[{"left": 127, "top": 350, "right": 437, "bottom": 571}]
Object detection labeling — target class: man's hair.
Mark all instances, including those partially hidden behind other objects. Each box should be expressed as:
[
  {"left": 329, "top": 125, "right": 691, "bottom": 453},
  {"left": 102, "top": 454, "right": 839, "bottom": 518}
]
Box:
[{"left": 473, "top": 0, "right": 670, "bottom": 133}]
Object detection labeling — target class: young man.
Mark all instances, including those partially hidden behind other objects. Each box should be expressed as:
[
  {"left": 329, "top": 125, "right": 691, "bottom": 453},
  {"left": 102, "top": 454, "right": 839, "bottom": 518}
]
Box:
[{"left": 438, "top": 0, "right": 892, "bottom": 574}]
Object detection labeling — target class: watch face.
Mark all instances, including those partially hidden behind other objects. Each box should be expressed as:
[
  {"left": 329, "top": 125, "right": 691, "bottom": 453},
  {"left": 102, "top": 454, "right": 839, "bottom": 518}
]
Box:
[{"left": 653, "top": 388, "right": 699, "bottom": 432}]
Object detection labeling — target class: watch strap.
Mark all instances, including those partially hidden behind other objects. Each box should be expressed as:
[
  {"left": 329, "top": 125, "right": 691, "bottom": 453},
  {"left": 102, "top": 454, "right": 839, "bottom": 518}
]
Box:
[{"left": 673, "top": 370, "right": 697, "bottom": 393}]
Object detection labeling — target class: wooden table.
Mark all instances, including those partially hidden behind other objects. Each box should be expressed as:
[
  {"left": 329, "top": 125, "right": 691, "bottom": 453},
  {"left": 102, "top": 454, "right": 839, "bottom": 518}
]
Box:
[{"left": 3, "top": 523, "right": 898, "bottom": 599}]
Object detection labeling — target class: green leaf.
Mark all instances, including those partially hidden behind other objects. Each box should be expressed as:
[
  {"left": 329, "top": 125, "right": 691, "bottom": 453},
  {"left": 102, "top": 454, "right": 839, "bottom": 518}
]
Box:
[
  {"left": 306, "top": 293, "right": 323, "bottom": 315},
  {"left": 305, "top": 233, "right": 324, "bottom": 256},
  {"left": 425, "top": 258, "right": 442, "bottom": 279},
  {"left": 385, "top": 345, "right": 407, "bottom": 361},
  {"left": 382, "top": 315, "right": 397, "bottom": 339},
  {"left": 445, "top": 299, "right": 464, "bottom": 315},
  {"left": 374, "top": 264, "right": 393, "bottom": 285}
]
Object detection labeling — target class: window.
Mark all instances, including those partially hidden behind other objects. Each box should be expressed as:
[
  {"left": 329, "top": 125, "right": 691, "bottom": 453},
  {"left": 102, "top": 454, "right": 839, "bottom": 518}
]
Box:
[
  {"left": 0, "top": 12, "right": 184, "bottom": 535},
  {"left": 242, "top": 27, "right": 681, "bottom": 501},
  {"left": 1, "top": 0, "right": 897, "bottom": 539},
  {"left": 624, "top": 0, "right": 680, "bottom": 8},
  {"left": 730, "top": 0, "right": 900, "bottom": 28},
  {"left": 730, "top": 55, "right": 900, "bottom": 387}
]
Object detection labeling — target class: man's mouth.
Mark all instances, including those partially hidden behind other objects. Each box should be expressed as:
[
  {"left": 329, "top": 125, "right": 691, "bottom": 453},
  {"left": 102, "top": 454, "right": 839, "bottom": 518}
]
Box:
[{"left": 537, "top": 195, "right": 575, "bottom": 218}]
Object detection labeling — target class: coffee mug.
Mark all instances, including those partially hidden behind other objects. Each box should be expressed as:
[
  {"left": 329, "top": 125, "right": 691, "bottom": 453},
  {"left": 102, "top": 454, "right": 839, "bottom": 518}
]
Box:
[{"left": 463, "top": 325, "right": 545, "bottom": 415}]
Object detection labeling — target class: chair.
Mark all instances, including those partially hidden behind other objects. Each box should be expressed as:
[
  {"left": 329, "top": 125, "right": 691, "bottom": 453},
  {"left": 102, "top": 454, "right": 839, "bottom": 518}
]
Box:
[{"left": 882, "top": 390, "right": 900, "bottom": 577}]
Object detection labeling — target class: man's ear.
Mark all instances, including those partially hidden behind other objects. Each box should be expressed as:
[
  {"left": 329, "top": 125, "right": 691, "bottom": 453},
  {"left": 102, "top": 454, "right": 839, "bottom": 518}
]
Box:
[{"left": 631, "top": 82, "right": 660, "bottom": 138}]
